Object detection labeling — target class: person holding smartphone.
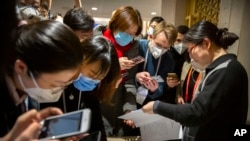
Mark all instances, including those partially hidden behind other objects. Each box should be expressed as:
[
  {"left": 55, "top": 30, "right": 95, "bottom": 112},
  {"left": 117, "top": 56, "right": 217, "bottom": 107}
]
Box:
[
  {"left": 94, "top": 6, "right": 143, "bottom": 136},
  {"left": 0, "top": 20, "right": 84, "bottom": 139},
  {"left": 136, "top": 21, "right": 177, "bottom": 106},
  {"left": 1, "top": 108, "right": 63, "bottom": 141},
  {"left": 43, "top": 6, "right": 121, "bottom": 140},
  {"left": 141, "top": 20, "right": 248, "bottom": 141}
]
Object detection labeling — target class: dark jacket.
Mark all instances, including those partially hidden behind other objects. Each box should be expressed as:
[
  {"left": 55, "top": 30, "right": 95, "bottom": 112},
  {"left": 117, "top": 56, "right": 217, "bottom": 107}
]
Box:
[
  {"left": 138, "top": 39, "right": 175, "bottom": 104},
  {"left": 40, "top": 84, "right": 107, "bottom": 141},
  {"left": 0, "top": 74, "right": 38, "bottom": 137},
  {"left": 153, "top": 54, "right": 248, "bottom": 141}
]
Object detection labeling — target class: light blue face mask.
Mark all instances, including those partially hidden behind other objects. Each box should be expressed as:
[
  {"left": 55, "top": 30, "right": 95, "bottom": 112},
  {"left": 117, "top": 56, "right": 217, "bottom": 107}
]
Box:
[
  {"left": 73, "top": 73, "right": 100, "bottom": 91},
  {"left": 114, "top": 31, "right": 133, "bottom": 46}
]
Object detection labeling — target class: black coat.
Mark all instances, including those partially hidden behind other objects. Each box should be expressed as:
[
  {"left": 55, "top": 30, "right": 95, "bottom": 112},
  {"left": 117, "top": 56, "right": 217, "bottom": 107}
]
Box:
[
  {"left": 0, "top": 74, "right": 38, "bottom": 137},
  {"left": 154, "top": 54, "right": 248, "bottom": 141},
  {"left": 40, "top": 84, "right": 107, "bottom": 141}
]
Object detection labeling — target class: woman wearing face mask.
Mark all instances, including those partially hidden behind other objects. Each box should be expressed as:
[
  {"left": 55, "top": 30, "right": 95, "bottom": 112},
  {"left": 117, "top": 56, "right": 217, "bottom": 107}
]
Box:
[
  {"left": 141, "top": 20, "right": 248, "bottom": 141},
  {"left": 0, "top": 20, "right": 83, "bottom": 137},
  {"left": 94, "top": 6, "right": 143, "bottom": 136},
  {"left": 172, "top": 25, "right": 205, "bottom": 105},
  {"left": 40, "top": 36, "right": 121, "bottom": 141},
  {"left": 136, "top": 21, "right": 177, "bottom": 106}
]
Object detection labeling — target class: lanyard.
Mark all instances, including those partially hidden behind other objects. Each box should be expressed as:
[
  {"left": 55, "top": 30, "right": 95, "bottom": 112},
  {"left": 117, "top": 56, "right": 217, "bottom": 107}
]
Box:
[
  {"left": 63, "top": 91, "right": 82, "bottom": 113},
  {"left": 143, "top": 48, "right": 162, "bottom": 76},
  {"left": 185, "top": 68, "right": 202, "bottom": 102}
]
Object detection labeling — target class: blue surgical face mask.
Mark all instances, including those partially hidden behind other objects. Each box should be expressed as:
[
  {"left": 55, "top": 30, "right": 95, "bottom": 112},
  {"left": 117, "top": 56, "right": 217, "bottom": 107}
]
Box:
[
  {"left": 114, "top": 31, "right": 133, "bottom": 46},
  {"left": 73, "top": 73, "right": 100, "bottom": 91}
]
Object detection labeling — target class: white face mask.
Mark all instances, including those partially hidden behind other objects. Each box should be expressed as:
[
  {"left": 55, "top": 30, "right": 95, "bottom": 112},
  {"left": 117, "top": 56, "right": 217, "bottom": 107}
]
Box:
[
  {"left": 149, "top": 45, "right": 168, "bottom": 59},
  {"left": 173, "top": 42, "right": 187, "bottom": 55},
  {"left": 190, "top": 59, "right": 206, "bottom": 73},
  {"left": 147, "top": 27, "right": 154, "bottom": 36},
  {"left": 18, "top": 72, "right": 63, "bottom": 103}
]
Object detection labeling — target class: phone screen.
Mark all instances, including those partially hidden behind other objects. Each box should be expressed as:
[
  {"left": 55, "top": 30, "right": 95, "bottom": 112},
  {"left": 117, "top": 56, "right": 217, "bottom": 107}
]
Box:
[{"left": 39, "top": 111, "right": 83, "bottom": 139}]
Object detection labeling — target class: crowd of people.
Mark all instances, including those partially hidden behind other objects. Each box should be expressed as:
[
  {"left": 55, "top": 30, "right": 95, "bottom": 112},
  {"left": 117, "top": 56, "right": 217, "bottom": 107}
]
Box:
[{"left": 0, "top": 0, "right": 248, "bottom": 141}]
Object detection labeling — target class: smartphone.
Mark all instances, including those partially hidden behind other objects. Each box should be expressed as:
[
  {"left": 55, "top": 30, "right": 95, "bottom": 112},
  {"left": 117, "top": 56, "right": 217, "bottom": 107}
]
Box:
[
  {"left": 168, "top": 73, "right": 178, "bottom": 79},
  {"left": 120, "top": 72, "right": 129, "bottom": 78},
  {"left": 39, "top": 109, "right": 91, "bottom": 140},
  {"left": 80, "top": 131, "right": 101, "bottom": 141},
  {"left": 131, "top": 56, "right": 145, "bottom": 65}
]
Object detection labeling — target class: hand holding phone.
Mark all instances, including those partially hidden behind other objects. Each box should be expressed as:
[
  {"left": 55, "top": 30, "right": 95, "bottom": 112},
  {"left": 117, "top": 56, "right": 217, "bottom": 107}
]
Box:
[
  {"left": 167, "top": 73, "right": 178, "bottom": 80},
  {"left": 131, "top": 56, "right": 145, "bottom": 65},
  {"left": 120, "top": 72, "right": 129, "bottom": 78},
  {"left": 39, "top": 109, "right": 91, "bottom": 140}
]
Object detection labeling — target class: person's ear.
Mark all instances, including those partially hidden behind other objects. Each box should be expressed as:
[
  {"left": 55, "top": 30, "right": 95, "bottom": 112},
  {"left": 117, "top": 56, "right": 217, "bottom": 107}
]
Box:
[
  {"left": 14, "top": 59, "right": 28, "bottom": 75},
  {"left": 203, "top": 37, "right": 211, "bottom": 50}
]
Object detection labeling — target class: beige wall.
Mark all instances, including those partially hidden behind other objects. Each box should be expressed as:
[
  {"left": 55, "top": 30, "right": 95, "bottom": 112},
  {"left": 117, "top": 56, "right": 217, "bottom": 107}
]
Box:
[
  {"left": 160, "top": 0, "right": 187, "bottom": 26},
  {"left": 219, "top": 0, "right": 250, "bottom": 124}
]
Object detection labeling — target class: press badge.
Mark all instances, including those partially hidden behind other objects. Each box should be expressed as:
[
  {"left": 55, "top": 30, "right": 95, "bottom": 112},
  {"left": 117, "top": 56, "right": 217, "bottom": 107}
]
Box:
[
  {"left": 136, "top": 86, "right": 148, "bottom": 105},
  {"left": 151, "top": 75, "right": 164, "bottom": 83}
]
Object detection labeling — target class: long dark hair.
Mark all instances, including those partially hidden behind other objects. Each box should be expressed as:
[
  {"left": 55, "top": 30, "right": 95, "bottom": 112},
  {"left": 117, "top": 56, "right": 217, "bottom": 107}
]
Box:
[
  {"left": 0, "top": 0, "right": 19, "bottom": 72},
  {"left": 81, "top": 36, "right": 120, "bottom": 103},
  {"left": 183, "top": 20, "right": 239, "bottom": 49},
  {"left": 7, "top": 20, "right": 83, "bottom": 77}
]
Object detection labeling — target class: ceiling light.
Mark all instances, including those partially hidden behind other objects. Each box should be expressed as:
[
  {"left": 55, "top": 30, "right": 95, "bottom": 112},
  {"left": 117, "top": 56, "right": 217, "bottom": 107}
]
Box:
[
  {"left": 151, "top": 12, "right": 157, "bottom": 15},
  {"left": 91, "top": 7, "right": 98, "bottom": 11}
]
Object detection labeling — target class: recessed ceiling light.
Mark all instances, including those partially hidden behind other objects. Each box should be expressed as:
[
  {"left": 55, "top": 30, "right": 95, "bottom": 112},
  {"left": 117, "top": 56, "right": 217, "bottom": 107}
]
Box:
[
  {"left": 91, "top": 7, "right": 98, "bottom": 11},
  {"left": 151, "top": 12, "right": 157, "bottom": 15}
]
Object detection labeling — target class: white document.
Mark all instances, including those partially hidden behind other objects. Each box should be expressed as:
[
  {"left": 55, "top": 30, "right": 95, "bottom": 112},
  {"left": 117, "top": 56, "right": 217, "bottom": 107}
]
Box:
[
  {"left": 118, "top": 109, "right": 182, "bottom": 140},
  {"left": 140, "top": 118, "right": 182, "bottom": 141},
  {"left": 118, "top": 109, "right": 165, "bottom": 127}
]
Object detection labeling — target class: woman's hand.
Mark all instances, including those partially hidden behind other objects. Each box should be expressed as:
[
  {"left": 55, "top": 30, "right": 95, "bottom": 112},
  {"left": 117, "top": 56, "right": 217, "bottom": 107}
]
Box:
[
  {"left": 123, "top": 110, "right": 136, "bottom": 128},
  {"left": 142, "top": 101, "right": 155, "bottom": 114},
  {"left": 166, "top": 76, "right": 180, "bottom": 88},
  {"left": 2, "top": 107, "right": 63, "bottom": 141},
  {"left": 119, "top": 57, "right": 135, "bottom": 70},
  {"left": 136, "top": 71, "right": 151, "bottom": 85},
  {"left": 176, "top": 95, "right": 185, "bottom": 104},
  {"left": 124, "top": 120, "right": 136, "bottom": 128},
  {"left": 143, "top": 79, "right": 158, "bottom": 93}
]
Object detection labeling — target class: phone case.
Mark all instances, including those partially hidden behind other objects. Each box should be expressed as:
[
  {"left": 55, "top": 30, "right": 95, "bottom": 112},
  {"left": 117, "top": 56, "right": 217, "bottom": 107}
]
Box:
[
  {"left": 39, "top": 109, "right": 91, "bottom": 140},
  {"left": 131, "top": 56, "right": 145, "bottom": 64},
  {"left": 168, "top": 73, "right": 178, "bottom": 79}
]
